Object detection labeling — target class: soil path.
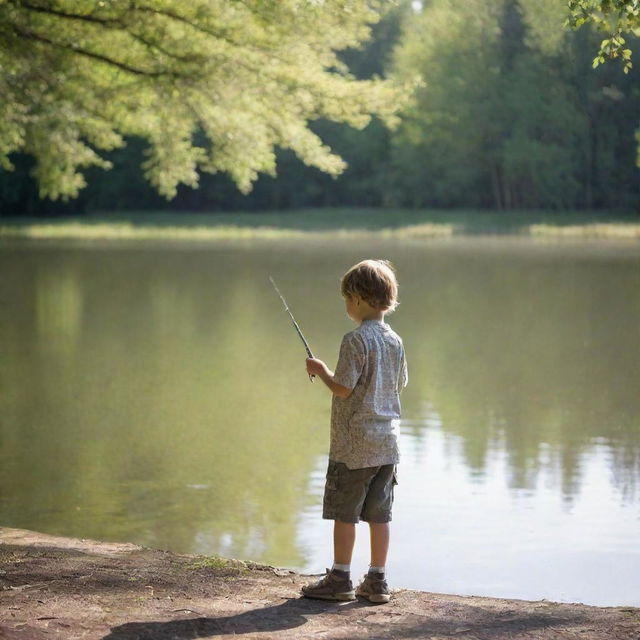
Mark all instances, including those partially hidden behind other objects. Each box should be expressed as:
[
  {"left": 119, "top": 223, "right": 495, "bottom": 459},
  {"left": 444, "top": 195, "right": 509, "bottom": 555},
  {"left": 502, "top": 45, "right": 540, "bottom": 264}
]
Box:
[{"left": 1, "top": 527, "right": 638, "bottom": 639}]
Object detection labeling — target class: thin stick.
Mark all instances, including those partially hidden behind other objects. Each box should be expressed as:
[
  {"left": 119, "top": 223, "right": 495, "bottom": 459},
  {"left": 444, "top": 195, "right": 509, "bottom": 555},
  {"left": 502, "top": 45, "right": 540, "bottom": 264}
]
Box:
[{"left": 269, "top": 276, "right": 315, "bottom": 381}]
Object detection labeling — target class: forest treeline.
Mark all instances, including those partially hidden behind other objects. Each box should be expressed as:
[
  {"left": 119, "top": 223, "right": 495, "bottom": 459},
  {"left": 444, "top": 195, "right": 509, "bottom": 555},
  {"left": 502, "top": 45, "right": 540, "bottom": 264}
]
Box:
[{"left": 2, "top": 0, "right": 639, "bottom": 217}]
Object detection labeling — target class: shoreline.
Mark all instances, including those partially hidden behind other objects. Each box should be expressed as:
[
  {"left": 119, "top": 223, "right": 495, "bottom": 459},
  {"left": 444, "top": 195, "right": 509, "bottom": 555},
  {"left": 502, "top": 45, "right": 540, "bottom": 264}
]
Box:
[
  {"left": 1, "top": 222, "right": 640, "bottom": 243},
  {"left": 1, "top": 526, "right": 639, "bottom": 639},
  {"left": 1, "top": 208, "right": 640, "bottom": 241}
]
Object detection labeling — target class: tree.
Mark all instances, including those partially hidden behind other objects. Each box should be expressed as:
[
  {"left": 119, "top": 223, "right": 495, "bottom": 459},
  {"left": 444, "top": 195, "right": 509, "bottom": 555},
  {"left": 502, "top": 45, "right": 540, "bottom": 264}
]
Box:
[
  {"left": 0, "top": 0, "right": 406, "bottom": 201},
  {"left": 388, "top": 0, "right": 640, "bottom": 210},
  {"left": 567, "top": 2, "right": 640, "bottom": 169},
  {"left": 390, "top": 0, "right": 585, "bottom": 209}
]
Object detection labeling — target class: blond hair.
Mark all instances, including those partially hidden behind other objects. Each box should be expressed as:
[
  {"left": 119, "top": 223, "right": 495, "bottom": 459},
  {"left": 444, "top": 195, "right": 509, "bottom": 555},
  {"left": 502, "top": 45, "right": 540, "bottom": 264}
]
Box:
[{"left": 341, "top": 259, "right": 399, "bottom": 313}]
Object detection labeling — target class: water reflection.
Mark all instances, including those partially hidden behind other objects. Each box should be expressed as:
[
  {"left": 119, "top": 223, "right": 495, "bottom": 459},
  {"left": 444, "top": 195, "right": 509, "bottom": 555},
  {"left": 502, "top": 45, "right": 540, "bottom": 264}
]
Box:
[
  {"left": 34, "top": 265, "right": 83, "bottom": 357},
  {"left": 301, "top": 414, "right": 640, "bottom": 605},
  {"left": 0, "top": 238, "right": 638, "bottom": 604},
  {"left": 394, "top": 243, "right": 640, "bottom": 505}
]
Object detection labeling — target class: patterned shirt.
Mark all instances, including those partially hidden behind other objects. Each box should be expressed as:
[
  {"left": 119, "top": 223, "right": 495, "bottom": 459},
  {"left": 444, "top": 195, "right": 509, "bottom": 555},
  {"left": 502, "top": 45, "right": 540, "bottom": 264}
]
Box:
[{"left": 329, "top": 319, "right": 408, "bottom": 469}]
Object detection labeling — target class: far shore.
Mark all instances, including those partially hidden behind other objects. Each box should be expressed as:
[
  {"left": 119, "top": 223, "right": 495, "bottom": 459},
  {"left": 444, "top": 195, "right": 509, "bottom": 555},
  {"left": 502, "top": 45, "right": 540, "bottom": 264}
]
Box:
[
  {"left": 1, "top": 526, "right": 639, "bottom": 639},
  {"left": 1, "top": 207, "right": 640, "bottom": 241}
]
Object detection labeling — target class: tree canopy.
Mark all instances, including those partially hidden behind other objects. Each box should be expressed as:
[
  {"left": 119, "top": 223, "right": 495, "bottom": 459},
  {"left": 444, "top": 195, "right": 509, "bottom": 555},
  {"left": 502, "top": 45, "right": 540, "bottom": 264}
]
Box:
[
  {"left": 2, "top": 0, "right": 639, "bottom": 213},
  {"left": 0, "top": 0, "right": 406, "bottom": 200},
  {"left": 389, "top": 0, "right": 639, "bottom": 209}
]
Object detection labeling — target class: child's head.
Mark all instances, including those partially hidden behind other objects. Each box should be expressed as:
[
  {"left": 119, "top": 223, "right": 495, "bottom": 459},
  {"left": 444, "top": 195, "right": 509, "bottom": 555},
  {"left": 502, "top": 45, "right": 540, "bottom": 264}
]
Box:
[{"left": 341, "top": 259, "right": 399, "bottom": 315}]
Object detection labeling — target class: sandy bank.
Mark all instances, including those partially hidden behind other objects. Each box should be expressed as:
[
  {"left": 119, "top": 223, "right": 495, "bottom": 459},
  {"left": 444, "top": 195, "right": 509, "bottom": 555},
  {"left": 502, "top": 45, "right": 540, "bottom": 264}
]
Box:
[{"left": 1, "top": 527, "right": 638, "bottom": 639}]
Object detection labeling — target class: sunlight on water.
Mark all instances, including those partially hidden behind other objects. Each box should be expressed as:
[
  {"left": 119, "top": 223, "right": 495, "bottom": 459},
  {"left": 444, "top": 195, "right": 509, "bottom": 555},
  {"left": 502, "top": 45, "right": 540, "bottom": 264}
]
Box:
[{"left": 298, "top": 411, "right": 640, "bottom": 606}]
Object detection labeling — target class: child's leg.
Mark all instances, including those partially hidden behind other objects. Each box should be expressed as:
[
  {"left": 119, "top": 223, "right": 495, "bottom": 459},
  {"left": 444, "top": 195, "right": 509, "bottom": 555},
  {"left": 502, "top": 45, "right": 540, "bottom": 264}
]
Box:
[
  {"left": 360, "top": 464, "right": 396, "bottom": 574},
  {"left": 357, "top": 522, "right": 392, "bottom": 603},
  {"left": 369, "top": 521, "right": 389, "bottom": 568},
  {"left": 333, "top": 520, "right": 356, "bottom": 565},
  {"left": 301, "top": 518, "right": 356, "bottom": 601}
]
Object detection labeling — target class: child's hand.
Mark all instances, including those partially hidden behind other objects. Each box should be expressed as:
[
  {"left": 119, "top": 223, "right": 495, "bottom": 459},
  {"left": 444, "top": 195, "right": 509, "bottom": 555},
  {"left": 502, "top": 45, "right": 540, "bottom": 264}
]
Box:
[{"left": 306, "top": 358, "right": 328, "bottom": 378}]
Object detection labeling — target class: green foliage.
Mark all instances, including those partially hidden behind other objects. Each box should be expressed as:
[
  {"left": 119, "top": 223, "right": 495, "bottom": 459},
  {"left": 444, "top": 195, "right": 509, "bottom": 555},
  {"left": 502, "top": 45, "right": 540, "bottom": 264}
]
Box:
[
  {"left": 389, "top": 0, "right": 640, "bottom": 209},
  {"left": 519, "top": 0, "right": 571, "bottom": 54},
  {"left": 566, "top": 0, "right": 640, "bottom": 73},
  {"left": 2, "top": 0, "right": 639, "bottom": 212},
  {"left": 0, "top": 0, "right": 407, "bottom": 200}
]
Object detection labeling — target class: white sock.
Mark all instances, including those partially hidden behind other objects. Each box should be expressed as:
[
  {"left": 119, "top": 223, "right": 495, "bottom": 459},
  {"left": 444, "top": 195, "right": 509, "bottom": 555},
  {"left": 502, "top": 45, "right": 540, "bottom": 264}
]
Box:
[
  {"left": 332, "top": 562, "right": 351, "bottom": 573},
  {"left": 369, "top": 565, "right": 385, "bottom": 575}
]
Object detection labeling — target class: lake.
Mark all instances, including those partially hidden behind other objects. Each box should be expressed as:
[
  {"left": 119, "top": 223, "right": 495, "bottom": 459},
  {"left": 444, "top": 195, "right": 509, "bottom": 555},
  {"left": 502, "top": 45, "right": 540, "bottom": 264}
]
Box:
[{"left": 1, "top": 236, "right": 639, "bottom": 606}]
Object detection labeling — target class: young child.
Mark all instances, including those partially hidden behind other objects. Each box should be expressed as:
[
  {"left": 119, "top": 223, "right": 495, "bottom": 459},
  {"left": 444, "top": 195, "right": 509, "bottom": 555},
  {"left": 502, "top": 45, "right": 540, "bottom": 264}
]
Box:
[{"left": 302, "top": 259, "right": 408, "bottom": 604}]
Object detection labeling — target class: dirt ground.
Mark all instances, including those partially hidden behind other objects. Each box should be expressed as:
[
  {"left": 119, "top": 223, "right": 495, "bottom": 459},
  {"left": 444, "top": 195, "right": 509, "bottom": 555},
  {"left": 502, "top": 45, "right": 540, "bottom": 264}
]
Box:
[{"left": 1, "top": 527, "right": 638, "bottom": 640}]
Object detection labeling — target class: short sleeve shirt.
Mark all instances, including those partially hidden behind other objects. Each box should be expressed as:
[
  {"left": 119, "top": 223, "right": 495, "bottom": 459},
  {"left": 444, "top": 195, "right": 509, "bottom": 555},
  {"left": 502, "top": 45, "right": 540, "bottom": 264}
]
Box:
[{"left": 330, "top": 319, "right": 408, "bottom": 469}]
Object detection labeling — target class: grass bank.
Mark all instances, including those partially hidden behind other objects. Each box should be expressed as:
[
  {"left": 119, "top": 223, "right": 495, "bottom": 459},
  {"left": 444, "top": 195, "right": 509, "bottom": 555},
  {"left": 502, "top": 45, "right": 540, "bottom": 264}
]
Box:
[{"left": 1, "top": 207, "right": 639, "bottom": 241}]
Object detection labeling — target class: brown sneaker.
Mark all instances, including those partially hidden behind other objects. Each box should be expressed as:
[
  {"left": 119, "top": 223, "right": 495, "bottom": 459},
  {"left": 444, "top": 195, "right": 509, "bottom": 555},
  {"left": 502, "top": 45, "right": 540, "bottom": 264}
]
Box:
[
  {"left": 301, "top": 568, "right": 355, "bottom": 601},
  {"left": 355, "top": 572, "right": 391, "bottom": 603}
]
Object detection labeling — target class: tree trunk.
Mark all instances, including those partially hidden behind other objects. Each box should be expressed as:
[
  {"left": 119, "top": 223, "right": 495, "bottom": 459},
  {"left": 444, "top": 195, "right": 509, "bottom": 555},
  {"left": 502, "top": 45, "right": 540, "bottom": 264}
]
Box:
[
  {"left": 503, "top": 174, "right": 512, "bottom": 210},
  {"left": 491, "top": 165, "right": 503, "bottom": 211},
  {"left": 585, "top": 114, "right": 594, "bottom": 210}
]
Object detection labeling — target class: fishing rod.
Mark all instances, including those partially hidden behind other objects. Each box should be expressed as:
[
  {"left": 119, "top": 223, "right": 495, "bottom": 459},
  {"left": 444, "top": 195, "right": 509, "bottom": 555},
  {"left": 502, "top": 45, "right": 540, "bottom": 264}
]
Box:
[{"left": 269, "top": 276, "right": 315, "bottom": 382}]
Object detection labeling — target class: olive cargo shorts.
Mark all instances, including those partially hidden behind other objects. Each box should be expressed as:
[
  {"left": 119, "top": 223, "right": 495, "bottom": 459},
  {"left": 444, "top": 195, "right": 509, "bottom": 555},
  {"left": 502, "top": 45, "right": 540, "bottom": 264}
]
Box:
[{"left": 322, "top": 460, "right": 398, "bottom": 523}]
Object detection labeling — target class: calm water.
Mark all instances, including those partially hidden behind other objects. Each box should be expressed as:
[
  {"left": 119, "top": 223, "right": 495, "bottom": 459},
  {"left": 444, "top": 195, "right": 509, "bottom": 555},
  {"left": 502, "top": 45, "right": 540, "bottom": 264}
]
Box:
[{"left": 1, "top": 236, "right": 639, "bottom": 606}]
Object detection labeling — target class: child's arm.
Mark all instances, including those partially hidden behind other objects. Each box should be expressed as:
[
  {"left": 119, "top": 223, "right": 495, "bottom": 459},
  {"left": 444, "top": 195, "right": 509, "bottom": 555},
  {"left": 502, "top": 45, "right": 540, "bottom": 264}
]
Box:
[
  {"left": 398, "top": 348, "right": 408, "bottom": 393},
  {"left": 306, "top": 358, "right": 353, "bottom": 398}
]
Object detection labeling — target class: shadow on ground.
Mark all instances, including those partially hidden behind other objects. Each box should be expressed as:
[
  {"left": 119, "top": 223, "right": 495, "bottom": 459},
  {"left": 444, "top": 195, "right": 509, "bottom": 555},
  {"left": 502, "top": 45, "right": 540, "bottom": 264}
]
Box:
[
  {"left": 102, "top": 598, "right": 362, "bottom": 638},
  {"left": 102, "top": 596, "right": 590, "bottom": 640}
]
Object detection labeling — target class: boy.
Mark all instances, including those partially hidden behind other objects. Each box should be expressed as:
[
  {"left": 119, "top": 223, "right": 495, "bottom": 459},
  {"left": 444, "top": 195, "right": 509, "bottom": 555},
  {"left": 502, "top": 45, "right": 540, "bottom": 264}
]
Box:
[{"left": 302, "top": 259, "right": 408, "bottom": 604}]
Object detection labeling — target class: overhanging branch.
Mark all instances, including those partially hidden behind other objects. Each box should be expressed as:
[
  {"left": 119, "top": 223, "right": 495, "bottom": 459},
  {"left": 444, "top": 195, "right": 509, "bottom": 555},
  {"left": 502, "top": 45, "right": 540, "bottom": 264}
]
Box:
[{"left": 7, "top": 22, "right": 184, "bottom": 78}]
